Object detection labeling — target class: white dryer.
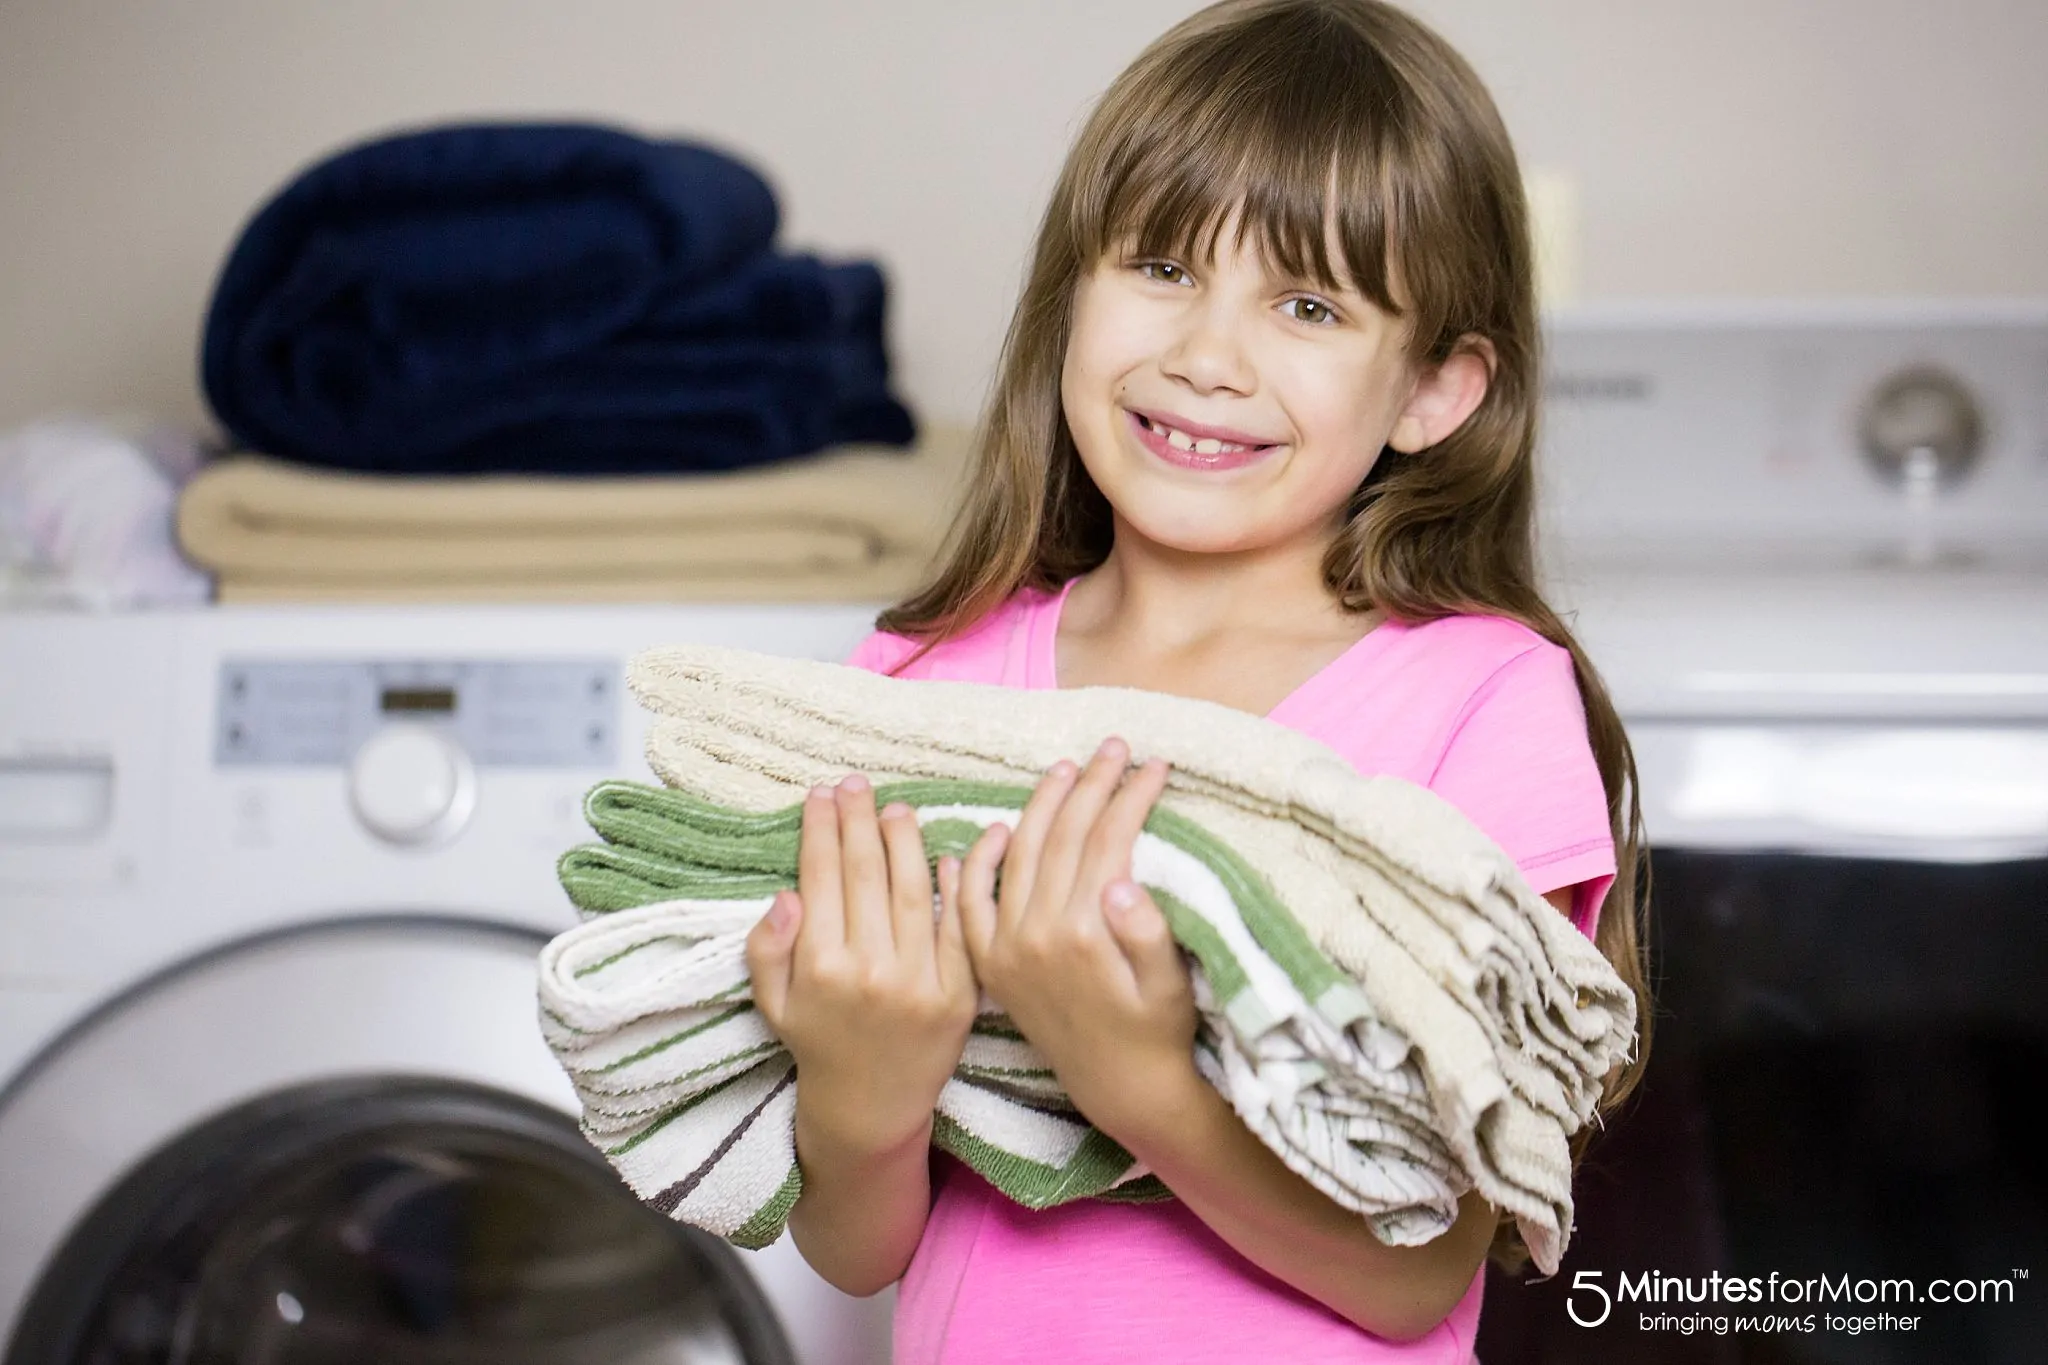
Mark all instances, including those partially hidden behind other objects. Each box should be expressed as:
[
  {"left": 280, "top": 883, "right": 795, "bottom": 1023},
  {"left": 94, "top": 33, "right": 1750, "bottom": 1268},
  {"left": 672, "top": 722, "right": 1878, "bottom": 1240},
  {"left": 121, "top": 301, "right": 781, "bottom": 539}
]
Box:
[
  {"left": 1479, "top": 303, "right": 2048, "bottom": 1365},
  {"left": 0, "top": 603, "right": 890, "bottom": 1364}
]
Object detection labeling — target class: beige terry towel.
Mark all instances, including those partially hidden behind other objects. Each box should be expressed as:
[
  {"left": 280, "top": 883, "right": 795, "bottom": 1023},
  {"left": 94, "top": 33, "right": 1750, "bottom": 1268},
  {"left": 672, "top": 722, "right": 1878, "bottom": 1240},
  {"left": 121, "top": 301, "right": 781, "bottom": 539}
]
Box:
[
  {"left": 175, "top": 427, "right": 971, "bottom": 602},
  {"left": 627, "top": 644, "right": 1637, "bottom": 1274}
]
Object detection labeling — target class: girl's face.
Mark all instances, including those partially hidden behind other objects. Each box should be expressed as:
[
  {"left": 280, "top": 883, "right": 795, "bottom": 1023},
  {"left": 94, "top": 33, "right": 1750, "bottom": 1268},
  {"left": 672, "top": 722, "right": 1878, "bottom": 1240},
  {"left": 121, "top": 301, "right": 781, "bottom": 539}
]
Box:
[{"left": 1060, "top": 222, "right": 1460, "bottom": 561}]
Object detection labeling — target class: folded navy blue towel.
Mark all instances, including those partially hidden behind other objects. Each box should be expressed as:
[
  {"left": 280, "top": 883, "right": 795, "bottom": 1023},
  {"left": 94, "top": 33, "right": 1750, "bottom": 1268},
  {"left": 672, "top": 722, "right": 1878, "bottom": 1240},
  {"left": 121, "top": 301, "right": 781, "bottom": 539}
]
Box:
[{"left": 201, "top": 122, "right": 914, "bottom": 475}]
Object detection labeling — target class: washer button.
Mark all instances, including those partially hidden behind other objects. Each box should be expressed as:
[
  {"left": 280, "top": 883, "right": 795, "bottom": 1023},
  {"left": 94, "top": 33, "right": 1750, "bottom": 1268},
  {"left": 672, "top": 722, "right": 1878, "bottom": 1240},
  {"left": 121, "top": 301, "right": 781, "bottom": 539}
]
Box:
[{"left": 349, "top": 726, "right": 477, "bottom": 845}]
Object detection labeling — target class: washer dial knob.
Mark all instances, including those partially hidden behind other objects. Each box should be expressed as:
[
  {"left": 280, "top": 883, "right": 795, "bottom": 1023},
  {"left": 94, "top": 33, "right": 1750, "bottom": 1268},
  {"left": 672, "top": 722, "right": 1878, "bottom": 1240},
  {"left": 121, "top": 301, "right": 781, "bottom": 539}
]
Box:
[
  {"left": 1858, "top": 365, "right": 1985, "bottom": 488},
  {"left": 349, "top": 725, "right": 477, "bottom": 845}
]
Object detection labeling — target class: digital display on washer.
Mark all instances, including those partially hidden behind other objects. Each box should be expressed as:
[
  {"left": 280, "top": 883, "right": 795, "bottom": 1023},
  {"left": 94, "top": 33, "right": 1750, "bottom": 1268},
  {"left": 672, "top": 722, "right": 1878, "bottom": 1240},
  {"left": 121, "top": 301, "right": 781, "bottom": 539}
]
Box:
[{"left": 380, "top": 685, "right": 458, "bottom": 714}]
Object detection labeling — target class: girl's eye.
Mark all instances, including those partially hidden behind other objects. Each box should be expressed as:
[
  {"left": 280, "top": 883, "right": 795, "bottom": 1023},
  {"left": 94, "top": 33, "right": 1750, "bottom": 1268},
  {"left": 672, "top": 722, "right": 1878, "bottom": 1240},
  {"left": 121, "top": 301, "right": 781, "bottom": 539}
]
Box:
[
  {"left": 1282, "top": 297, "right": 1340, "bottom": 326},
  {"left": 1138, "top": 261, "right": 1189, "bottom": 285}
]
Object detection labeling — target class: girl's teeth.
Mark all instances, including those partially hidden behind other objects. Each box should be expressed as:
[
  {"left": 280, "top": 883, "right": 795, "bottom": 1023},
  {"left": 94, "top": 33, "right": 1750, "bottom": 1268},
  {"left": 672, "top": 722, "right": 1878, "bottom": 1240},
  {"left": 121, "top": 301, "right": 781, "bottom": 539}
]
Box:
[{"left": 1143, "top": 415, "right": 1258, "bottom": 456}]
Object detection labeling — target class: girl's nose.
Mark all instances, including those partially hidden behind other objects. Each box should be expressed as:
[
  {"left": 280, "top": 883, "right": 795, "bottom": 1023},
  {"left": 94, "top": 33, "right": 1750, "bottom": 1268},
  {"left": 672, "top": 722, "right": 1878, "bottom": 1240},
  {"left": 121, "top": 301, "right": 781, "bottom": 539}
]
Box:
[{"left": 1160, "top": 304, "right": 1257, "bottom": 397}]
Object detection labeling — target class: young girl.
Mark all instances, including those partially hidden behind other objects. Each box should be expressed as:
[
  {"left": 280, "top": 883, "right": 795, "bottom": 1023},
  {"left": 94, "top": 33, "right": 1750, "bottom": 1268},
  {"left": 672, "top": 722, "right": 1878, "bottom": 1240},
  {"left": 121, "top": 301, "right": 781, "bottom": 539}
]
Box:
[{"left": 743, "top": 1, "right": 1651, "bottom": 1358}]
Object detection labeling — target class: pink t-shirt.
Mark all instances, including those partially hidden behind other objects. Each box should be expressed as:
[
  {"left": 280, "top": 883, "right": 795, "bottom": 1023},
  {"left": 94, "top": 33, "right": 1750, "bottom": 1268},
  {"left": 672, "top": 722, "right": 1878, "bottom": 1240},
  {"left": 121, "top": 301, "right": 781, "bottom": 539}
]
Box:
[{"left": 844, "top": 578, "right": 1616, "bottom": 1365}]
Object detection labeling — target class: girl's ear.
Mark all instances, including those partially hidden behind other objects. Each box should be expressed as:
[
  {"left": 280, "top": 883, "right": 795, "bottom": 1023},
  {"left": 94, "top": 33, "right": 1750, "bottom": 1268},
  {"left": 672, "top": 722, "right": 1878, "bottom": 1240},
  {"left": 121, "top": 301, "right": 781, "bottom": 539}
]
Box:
[{"left": 1387, "top": 336, "right": 1495, "bottom": 453}]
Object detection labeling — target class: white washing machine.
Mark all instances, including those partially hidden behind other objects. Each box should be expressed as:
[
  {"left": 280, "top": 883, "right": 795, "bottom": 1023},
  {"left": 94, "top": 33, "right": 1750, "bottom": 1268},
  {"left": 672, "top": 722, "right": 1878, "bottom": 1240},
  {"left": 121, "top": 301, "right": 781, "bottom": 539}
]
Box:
[
  {"left": 1479, "top": 302, "right": 2048, "bottom": 1365},
  {"left": 0, "top": 602, "right": 892, "bottom": 1364}
]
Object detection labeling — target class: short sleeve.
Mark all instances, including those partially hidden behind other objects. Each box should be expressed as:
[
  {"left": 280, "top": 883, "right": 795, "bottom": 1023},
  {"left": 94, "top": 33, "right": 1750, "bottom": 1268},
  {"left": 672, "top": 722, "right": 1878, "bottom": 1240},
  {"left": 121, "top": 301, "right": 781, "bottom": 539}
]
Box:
[
  {"left": 1427, "top": 643, "right": 1616, "bottom": 939},
  {"left": 843, "top": 629, "right": 917, "bottom": 675}
]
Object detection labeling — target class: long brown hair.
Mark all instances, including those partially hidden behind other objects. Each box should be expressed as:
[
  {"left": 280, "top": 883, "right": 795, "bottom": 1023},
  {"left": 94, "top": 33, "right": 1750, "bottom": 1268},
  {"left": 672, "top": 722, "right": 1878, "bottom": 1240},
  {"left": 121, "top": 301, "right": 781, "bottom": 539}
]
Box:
[{"left": 878, "top": 0, "right": 1650, "bottom": 1272}]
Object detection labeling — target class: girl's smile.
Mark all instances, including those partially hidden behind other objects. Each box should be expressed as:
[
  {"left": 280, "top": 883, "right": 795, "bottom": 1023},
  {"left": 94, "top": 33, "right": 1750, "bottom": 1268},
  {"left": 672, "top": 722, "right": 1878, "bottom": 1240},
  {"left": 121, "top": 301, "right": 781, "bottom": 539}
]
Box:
[
  {"left": 1062, "top": 223, "right": 1432, "bottom": 554},
  {"left": 1062, "top": 217, "right": 1492, "bottom": 561},
  {"left": 1126, "top": 408, "right": 1281, "bottom": 471}
]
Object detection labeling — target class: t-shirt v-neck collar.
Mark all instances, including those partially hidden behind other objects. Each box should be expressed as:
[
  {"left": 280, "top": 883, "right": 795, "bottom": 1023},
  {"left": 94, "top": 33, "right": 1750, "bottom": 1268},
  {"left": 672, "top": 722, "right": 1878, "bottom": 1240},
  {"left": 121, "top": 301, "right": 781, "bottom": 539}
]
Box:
[{"left": 1028, "top": 574, "right": 1393, "bottom": 724}]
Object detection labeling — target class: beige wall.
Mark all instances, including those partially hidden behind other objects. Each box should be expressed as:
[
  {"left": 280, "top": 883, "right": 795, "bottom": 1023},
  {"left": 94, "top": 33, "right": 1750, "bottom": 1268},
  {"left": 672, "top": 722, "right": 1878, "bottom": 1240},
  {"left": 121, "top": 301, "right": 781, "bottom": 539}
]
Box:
[{"left": 2, "top": 0, "right": 2044, "bottom": 436}]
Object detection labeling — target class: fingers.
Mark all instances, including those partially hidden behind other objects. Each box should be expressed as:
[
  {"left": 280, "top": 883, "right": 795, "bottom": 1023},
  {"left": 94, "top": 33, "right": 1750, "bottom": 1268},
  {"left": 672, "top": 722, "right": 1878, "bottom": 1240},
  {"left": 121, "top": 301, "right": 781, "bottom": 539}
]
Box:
[
  {"left": 833, "top": 774, "right": 894, "bottom": 954},
  {"left": 954, "top": 820, "right": 1009, "bottom": 962},
  {"left": 1000, "top": 749, "right": 1109, "bottom": 931},
  {"left": 1101, "top": 880, "right": 1181, "bottom": 1001},
  {"left": 933, "top": 853, "right": 974, "bottom": 997},
  {"left": 1031, "top": 738, "right": 1148, "bottom": 926},
  {"left": 993, "top": 759, "right": 1072, "bottom": 928},
  {"left": 745, "top": 890, "right": 802, "bottom": 1025},
  {"left": 1076, "top": 756, "right": 1170, "bottom": 911},
  {"left": 793, "top": 785, "right": 845, "bottom": 966},
  {"left": 879, "top": 799, "right": 935, "bottom": 972}
]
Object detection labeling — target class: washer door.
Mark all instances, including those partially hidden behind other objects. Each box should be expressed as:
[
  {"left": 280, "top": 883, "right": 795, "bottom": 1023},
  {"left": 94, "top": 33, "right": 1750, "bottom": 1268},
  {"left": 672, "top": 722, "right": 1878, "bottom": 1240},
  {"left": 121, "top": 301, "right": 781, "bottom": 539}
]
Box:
[{"left": 0, "top": 917, "right": 809, "bottom": 1364}]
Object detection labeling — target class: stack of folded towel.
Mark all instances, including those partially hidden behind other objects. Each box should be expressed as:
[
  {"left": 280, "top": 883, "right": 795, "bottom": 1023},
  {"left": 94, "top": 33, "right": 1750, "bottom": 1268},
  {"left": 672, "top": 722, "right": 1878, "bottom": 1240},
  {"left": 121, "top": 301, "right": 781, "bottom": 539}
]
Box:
[
  {"left": 536, "top": 645, "right": 1635, "bottom": 1275},
  {"left": 174, "top": 425, "right": 968, "bottom": 603},
  {"left": 178, "top": 122, "right": 947, "bottom": 602}
]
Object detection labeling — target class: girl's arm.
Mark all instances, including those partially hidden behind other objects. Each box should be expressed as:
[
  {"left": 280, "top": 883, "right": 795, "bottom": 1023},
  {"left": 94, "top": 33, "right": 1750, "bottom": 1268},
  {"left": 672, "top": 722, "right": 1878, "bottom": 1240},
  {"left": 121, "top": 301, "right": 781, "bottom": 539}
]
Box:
[
  {"left": 1101, "top": 883, "right": 1579, "bottom": 1341},
  {"left": 1118, "top": 1073, "right": 1497, "bottom": 1340},
  {"left": 744, "top": 776, "right": 979, "bottom": 1296},
  {"left": 784, "top": 1113, "right": 935, "bottom": 1298},
  {"left": 947, "top": 740, "right": 1574, "bottom": 1340}
]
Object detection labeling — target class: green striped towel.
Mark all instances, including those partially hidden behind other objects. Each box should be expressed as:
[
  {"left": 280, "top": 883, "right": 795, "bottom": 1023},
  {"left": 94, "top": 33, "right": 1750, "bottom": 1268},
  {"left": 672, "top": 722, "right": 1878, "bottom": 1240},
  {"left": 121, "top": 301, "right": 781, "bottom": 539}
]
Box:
[
  {"left": 542, "top": 780, "right": 1451, "bottom": 1247},
  {"left": 536, "top": 643, "right": 1635, "bottom": 1275}
]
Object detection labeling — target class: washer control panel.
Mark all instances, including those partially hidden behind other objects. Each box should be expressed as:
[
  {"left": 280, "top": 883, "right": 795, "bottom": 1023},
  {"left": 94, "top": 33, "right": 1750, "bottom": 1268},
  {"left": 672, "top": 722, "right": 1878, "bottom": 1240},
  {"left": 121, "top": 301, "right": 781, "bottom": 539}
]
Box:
[
  {"left": 215, "top": 659, "right": 617, "bottom": 768},
  {"left": 1538, "top": 309, "right": 2048, "bottom": 569}
]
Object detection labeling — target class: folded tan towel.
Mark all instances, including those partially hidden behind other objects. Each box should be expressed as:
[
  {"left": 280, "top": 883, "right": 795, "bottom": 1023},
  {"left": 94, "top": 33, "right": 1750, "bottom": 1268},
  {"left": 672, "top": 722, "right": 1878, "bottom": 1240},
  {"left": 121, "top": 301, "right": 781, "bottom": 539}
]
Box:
[
  {"left": 176, "top": 427, "right": 971, "bottom": 602},
  {"left": 623, "top": 644, "right": 1636, "bottom": 1274}
]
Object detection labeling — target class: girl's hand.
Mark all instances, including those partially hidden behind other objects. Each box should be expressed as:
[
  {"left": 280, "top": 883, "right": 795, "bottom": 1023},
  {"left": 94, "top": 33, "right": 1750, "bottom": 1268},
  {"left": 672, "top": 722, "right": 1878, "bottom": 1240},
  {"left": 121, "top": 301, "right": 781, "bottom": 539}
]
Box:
[
  {"left": 944, "top": 738, "right": 1199, "bottom": 1146},
  {"left": 744, "top": 775, "right": 979, "bottom": 1158}
]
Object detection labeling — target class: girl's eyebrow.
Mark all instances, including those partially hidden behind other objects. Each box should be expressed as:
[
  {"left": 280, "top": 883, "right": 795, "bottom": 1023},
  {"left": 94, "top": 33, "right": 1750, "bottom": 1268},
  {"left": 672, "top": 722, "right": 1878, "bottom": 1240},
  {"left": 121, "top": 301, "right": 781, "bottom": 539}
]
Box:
[
  {"left": 1231, "top": 232, "right": 1362, "bottom": 299},
  {"left": 1263, "top": 260, "right": 1361, "bottom": 301},
  {"left": 1115, "top": 232, "right": 1365, "bottom": 302}
]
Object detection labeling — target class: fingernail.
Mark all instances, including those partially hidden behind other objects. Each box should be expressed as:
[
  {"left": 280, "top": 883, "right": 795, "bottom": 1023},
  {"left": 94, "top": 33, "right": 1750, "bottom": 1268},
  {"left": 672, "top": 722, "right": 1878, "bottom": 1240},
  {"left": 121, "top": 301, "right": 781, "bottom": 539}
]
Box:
[
  {"left": 1105, "top": 880, "right": 1139, "bottom": 910},
  {"left": 807, "top": 785, "right": 830, "bottom": 801},
  {"left": 880, "top": 801, "right": 911, "bottom": 819},
  {"left": 1099, "top": 736, "right": 1128, "bottom": 761},
  {"left": 840, "top": 773, "right": 869, "bottom": 792},
  {"left": 767, "top": 891, "right": 796, "bottom": 929},
  {"left": 1051, "top": 759, "right": 1077, "bottom": 780}
]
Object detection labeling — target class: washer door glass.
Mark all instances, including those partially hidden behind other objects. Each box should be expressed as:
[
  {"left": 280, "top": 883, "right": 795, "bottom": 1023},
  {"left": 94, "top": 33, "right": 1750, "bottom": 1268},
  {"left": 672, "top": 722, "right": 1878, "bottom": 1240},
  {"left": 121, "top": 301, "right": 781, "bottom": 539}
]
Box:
[{"left": 13, "top": 1077, "right": 791, "bottom": 1365}]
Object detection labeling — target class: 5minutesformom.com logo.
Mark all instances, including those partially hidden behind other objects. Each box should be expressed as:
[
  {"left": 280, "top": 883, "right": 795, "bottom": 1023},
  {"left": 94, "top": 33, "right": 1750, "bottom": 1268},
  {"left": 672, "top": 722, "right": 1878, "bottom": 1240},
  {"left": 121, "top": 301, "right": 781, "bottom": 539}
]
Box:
[{"left": 1565, "top": 1269, "right": 2028, "bottom": 1330}]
